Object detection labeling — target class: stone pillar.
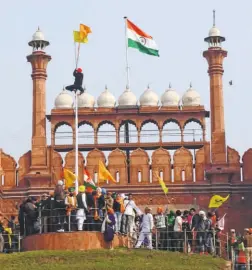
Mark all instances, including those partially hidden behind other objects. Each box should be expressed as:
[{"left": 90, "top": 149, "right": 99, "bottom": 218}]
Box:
[
  {"left": 27, "top": 51, "right": 51, "bottom": 171},
  {"left": 203, "top": 48, "right": 227, "bottom": 164}
]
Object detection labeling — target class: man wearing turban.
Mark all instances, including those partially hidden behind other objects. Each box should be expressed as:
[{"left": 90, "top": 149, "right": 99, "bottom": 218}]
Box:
[
  {"left": 65, "top": 187, "right": 77, "bottom": 231},
  {"left": 65, "top": 68, "right": 84, "bottom": 94},
  {"left": 76, "top": 185, "right": 88, "bottom": 231}
]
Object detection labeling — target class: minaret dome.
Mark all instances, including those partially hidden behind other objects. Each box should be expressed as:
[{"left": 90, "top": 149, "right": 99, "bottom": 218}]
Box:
[
  {"left": 204, "top": 10, "right": 225, "bottom": 48},
  {"left": 28, "top": 27, "right": 50, "bottom": 52}
]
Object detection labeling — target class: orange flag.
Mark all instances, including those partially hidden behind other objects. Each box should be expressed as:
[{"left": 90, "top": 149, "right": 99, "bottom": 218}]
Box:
[
  {"left": 80, "top": 24, "right": 92, "bottom": 39},
  {"left": 98, "top": 160, "right": 116, "bottom": 184}
]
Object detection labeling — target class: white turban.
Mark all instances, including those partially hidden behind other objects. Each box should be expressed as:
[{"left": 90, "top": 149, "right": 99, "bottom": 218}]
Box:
[{"left": 58, "top": 180, "right": 64, "bottom": 186}]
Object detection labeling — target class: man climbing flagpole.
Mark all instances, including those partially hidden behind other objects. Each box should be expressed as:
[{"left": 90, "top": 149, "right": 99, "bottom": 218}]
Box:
[{"left": 65, "top": 23, "right": 92, "bottom": 193}]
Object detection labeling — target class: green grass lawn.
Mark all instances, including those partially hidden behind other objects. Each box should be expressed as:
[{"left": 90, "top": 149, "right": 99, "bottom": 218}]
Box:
[{"left": 0, "top": 249, "right": 227, "bottom": 270}]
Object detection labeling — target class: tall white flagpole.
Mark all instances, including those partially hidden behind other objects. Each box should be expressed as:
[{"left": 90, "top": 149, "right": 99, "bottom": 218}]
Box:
[
  {"left": 124, "top": 16, "right": 130, "bottom": 88},
  {"left": 75, "top": 91, "right": 79, "bottom": 194}
]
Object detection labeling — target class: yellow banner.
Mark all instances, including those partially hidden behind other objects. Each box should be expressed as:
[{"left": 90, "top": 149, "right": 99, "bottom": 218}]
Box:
[
  {"left": 98, "top": 160, "right": 116, "bottom": 183},
  {"left": 208, "top": 194, "right": 230, "bottom": 208},
  {"left": 155, "top": 172, "right": 168, "bottom": 194}
]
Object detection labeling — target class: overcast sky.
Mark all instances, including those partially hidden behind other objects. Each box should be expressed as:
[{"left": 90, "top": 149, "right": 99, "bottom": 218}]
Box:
[{"left": 0, "top": 0, "right": 251, "bottom": 162}]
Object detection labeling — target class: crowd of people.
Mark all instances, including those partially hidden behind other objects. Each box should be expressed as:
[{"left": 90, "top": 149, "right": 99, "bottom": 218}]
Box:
[
  {"left": 13, "top": 180, "right": 225, "bottom": 254},
  {"left": 2, "top": 178, "right": 252, "bottom": 269}
]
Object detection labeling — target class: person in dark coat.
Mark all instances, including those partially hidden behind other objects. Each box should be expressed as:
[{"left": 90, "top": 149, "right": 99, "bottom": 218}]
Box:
[
  {"left": 102, "top": 208, "right": 116, "bottom": 250},
  {"left": 65, "top": 68, "right": 84, "bottom": 93},
  {"left": 24, "top": 197, "right": 38, "bottom": 236},
  {"left": 17, "top": 200, "right": 26, "bottom": 236}
]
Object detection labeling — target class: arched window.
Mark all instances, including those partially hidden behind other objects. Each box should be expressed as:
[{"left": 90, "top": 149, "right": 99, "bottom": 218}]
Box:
[
  {"left": 119, "top": 121, "right": 138, "bottom": 143},
  {"left": 140, "top": 121, "right": 159, "bottom": 143},
  {"left": 138, "top": 171, "right": 142, "bottom": 182},
  {"left": 183, "top": 120, "right": 203, "bottom": 142},
  {"left": 97, "top": 122, "right": 116, "bottom": 144},
  {"left": 55, "top": 123, "right": 73, "bottom": 145},
  {"left": 162, "top": 121, "right": 181, "bottom": 142},
  {"left": 79, "top": 122, "right": 94, "bottom": 144}
]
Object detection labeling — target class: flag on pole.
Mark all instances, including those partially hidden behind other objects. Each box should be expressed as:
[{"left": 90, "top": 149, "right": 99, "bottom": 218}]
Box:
[
  {"left": 73, "top": 31, "right": 88, "bottom": 43},
  {"left": 155, "top": 172, "right": 168, "bottom": 194},
  {"left": 126, "top": 18, "right": 159, "bottom": 57},
  {"left": 73, "top": 23, "right": 91, "bottom": 43},
  {"left": 80, "top": 24, "right": 92, "bottom": 39},
  {"left": 217, "top": 213, "right": 226, "bottom": 231},
  {"left": 208, "top": 194, "right": 230, "bottom": 208},
  {"left": 84, "top": 169, "right": 97, "bottom": 190},
  {"left": 63, "top": 168, "right": 76, "bottom": 189},
  {"left": 98, "top": 160, "right": 116, "bottom": 183}
]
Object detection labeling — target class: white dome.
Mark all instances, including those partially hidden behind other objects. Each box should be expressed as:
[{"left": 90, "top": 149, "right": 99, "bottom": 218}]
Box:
[
  {"left": 97, "top": 86, "right": 116, "bottom": 108},
  {"left": 139, "top": 86, "right": 159, "bottom": 106},
  {"left": 161, "top": 85, "right": 180, "bottom": 106},
  {"left": 208, "top": 26, "right": 221, "bottom": 37},
  {"left": 32, "top": 28, "right": 45, "bottom": 41},
  {"left": 55, "top": 90, "right": 74, "bottom": 109},
  {"left": 78, "top": 88, "right": 95, "bottom": 108},
  {"left": 118, "top": 87, "right": 137, "bottom": 106},
  {"left": 182, "top": 84, "right": 201, "bottom": 106}
]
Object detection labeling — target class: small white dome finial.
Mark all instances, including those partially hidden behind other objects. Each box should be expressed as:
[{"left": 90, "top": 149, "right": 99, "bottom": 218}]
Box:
[
  {"left": 55, "top": 89, "right": 74, "bottom": 109},
  {"left": 97, "top": 86, "right": 116, "bottom": 108},
  {"left": 78, "top": 86, "right": 95, "bottom": 108},
  {"left": 139, "top": 85, "right": 159, "bottom": 106},
  {"left": 161, "top": 85, "right": 180, "bottom": 107},
  {"left": 182, "top": 85, "right": 201, "bottom": 106},
  {"left": 118, "top": 86, "right": 137, "bottom": 106}
]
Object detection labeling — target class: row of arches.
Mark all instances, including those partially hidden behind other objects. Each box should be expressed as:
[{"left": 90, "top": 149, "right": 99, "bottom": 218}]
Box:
[
  {"left": 49, "top": 147, "right": 207, "bottom": 185},
  {"left": 3, "top": 146, "right": 252, "bottom": 188},
  {"left": 54, "top": 120, "right": 205, "bottom": 145}
]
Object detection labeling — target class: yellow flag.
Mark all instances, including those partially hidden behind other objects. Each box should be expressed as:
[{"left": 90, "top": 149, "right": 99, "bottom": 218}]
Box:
[
  {"left": 80, "top": 24, "right": 92, "bottom": 39},
  {"left": 156, "top": 172, "right": 168, "bottom": 194},
  {"left": 208, "top": 194, "right": 230, "bottom": 208},
  {"left": 63, "top": 168, "right": 76, "bottom": 189},
  {"left": 98, "top": 160, "right": 116, "bottom": 183},
  {"left": 73, "top": 31, "right": 88, "bottom": 43}
]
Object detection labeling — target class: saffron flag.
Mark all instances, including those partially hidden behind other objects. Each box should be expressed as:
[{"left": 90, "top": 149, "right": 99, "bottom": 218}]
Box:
[
  {"left": 98, "top": 160, "right": 116, "bottom": 183},
  {"left": 156, "top": 172, "right": 168, "bottom": 194},
  {"left": 84, "top": 169, "right": 97, "bottom": 190},
  {"left": 73, "top": 31, "right": 88, "bottom": 43},
  {"left": 63, "top": 168, "right": 76, "bottom": 189},
  {"left": 208, "top": 194, "right": 230, "bottom": 208},
  {"left": 73, "top": 24, "right": 91, "bottom": 43},
  {"left": 126, "top": 18, "right": 159, "bottom": 57},
  {"left": 80, "top": 24, "right": 92, "bottom": 39}
]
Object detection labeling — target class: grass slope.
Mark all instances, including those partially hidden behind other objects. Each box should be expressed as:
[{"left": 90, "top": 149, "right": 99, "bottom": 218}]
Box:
[{"left": 0, "top": 249, "right": 226, "bottom": 270}]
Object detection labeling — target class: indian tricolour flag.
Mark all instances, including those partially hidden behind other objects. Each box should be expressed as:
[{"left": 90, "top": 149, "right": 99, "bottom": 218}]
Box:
[{"left": 126, "top": 19, "right": 159, "bottom": 57}]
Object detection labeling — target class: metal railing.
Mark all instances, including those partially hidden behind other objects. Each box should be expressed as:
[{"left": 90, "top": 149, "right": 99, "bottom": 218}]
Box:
[
  {"left": 22, "top": 208, "right": 230, "bottom": 260},
  {"left": 0, "top": 233, "right": 21, "bottom": 253}
]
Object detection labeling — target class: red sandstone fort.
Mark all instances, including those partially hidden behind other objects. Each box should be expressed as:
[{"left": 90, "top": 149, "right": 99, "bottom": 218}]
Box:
[{"left": 0, "top": 20, "right": 251, "bottom": 232}]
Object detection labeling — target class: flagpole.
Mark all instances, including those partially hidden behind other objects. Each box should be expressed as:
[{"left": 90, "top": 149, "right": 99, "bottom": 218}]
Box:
[
  {"left": 75, "top": 91, "right": 79, "bottom": 194},
  {"left": 76, "top": 42, "right": 81, "bottom": 68},
  {"left": 124, "top": 16, "right": 130, "bottom": 88}
]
